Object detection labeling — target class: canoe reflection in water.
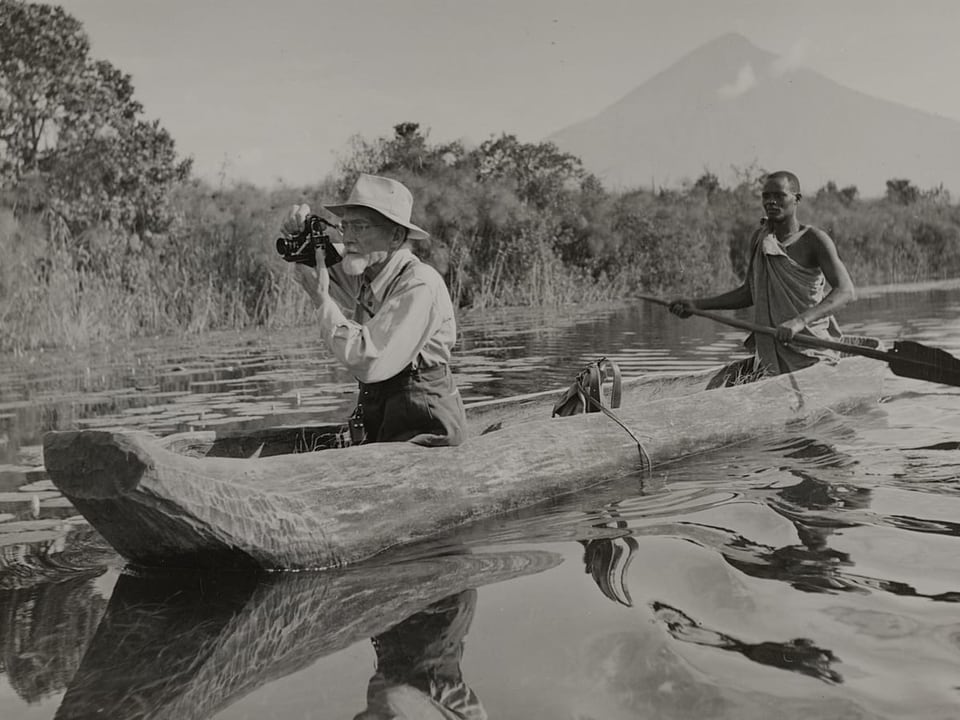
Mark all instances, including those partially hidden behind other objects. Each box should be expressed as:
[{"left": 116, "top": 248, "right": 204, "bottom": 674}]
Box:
[
  {"left": 54, "top": 549, "right": 560, "bottom": 720},
  {"left": 0, "top": 574, "right": 109, "bottom": 704}
]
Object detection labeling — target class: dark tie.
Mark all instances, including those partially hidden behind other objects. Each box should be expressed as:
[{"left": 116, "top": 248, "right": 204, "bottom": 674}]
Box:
[{"left": 355, "top": 281, "right": 373, "bottom": 321}]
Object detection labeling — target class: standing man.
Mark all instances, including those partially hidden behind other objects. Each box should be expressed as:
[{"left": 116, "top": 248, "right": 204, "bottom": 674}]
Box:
[
  {"left": 670, "top": 171, "right": 856, "bottom": 383},
  {"left": 281, "top": 173, "right": 467, "bottom": 446}
]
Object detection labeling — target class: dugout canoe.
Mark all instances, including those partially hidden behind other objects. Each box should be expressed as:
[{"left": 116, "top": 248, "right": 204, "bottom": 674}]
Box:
[{"left": 42, "top": 355, "right": 886, "bottom": 571}]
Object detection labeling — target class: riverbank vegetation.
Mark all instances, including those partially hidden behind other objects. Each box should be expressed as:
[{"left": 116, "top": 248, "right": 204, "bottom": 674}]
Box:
[{"left": 3, "top": 1, "right": 960, "bottom": 352}]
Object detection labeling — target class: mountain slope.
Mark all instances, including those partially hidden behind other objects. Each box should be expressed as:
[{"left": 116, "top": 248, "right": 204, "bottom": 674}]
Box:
[{"left": 547, "top": 33, "right": 960, "bottom": 196}]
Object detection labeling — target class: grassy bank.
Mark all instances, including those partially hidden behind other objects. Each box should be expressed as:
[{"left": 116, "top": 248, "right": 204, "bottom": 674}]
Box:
[{"left": 2, "top": 178, "right": 960, "bottom": 353}]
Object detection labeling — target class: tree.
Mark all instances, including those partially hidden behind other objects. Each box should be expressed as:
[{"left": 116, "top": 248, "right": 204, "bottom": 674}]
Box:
[
  {"left": 885, "top": 178, "right": 920, "bottom": 205},
  {"left": 335, "top": 122, "right": 464, "bottom": 196},
  {"left": 474, "top": 134, "right": 585, "bottom": 211},
  {"left": 815, "top": 181, "right": 859, "bottom": 206},
  {"left": 691, "top": 171, "right": 721, "bottom": 197},
  {"left": 839, "top": 184, "right": 859, "bottom": 205},
  {"left": 0, "top": 0, "right": 191, "bottom": 232},
  {"left": 0, "top": 0, "right": 87, "bottom": 179}
]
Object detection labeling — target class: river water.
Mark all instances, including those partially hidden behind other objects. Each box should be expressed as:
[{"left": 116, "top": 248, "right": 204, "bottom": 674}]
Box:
[{"left": 2, "top": 283, "right": 960, "bottom": 719}]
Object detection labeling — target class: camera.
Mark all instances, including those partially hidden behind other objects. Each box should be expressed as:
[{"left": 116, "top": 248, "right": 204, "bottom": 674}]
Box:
[{"left": 276, "top": 214, "right": 343, "bottom": 268}]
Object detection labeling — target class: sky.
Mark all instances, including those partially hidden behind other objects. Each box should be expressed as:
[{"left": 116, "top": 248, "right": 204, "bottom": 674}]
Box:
[{"left": 47, "top": 0, "right": 960, "bottom": 188}]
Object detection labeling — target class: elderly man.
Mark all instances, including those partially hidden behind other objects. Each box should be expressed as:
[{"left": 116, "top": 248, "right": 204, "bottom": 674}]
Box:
[
  {"left": 282, "top": 173, "right": 466, "bottom": 446},
  {"left": 670, "top": 170, "right": 856, "bottom": 385}
]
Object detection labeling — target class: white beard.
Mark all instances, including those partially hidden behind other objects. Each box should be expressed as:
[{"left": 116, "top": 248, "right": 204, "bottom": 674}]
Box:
[
  {"left": 340, "top": 251, "right": 389, "bottom": 277},
  {"left": 340, "top": 254, "right": 369, "bottom": 276}
]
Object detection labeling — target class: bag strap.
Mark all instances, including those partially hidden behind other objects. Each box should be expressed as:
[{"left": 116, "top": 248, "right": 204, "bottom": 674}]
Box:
[
  {"left": 582, "top": 363, "right": 602, "bottom": 412},
  {"left": 587, "top": 357, "right": 622, "bottom": 411},
  {"left": 602, "top": 358, "right": 622, "bottom": 409},
  {"left": 573, "top": 357, "right": 650, "bottom": 471},
  {"left": 551, "top": 357, "right": 622, "bottom": 417}
]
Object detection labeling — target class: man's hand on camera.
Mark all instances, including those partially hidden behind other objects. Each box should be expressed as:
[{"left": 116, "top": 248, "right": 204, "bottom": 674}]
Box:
[
  {"left": 280, "top": 203, "right": 311, "bottom": 238},
  {"left": 283, "top": 203, "right": 330, "bottom": 308},
  {"left": 294, "top": 259, "right": 330, "bottom": 309}
]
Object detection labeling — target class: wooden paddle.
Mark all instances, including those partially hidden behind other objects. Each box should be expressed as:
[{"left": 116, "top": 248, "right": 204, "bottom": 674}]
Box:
[{"left": 638, "top": 294, "right": 960, "bottom": 388}]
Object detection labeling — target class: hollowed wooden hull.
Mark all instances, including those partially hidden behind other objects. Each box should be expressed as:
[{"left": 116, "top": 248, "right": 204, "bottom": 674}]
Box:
[{"left": 43, "top": 359, "right": 885, "bottom": 570}]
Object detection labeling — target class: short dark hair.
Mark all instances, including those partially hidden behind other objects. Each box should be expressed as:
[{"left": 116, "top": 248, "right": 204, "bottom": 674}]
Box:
[{"left": 766, "top": 170, "right": 801, "bottom": 194}]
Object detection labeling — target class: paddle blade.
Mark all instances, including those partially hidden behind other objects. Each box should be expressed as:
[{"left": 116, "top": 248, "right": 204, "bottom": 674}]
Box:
[{"left": 890, "top": 340, "right": 960, "bottom": 387}]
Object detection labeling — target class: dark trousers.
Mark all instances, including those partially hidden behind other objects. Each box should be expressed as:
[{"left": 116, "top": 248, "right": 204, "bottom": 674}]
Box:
[{"left": 356, "top": 364, "right": 467, "bottom": 446}]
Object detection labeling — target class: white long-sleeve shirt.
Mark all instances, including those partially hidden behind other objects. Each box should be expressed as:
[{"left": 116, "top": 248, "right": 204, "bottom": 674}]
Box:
[{"left": 318, "top": 248, "right": 458, "bottom": 384}]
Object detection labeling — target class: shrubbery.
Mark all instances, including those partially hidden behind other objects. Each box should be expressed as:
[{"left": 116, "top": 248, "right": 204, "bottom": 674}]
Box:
[{"left": 4, "top": 120, "right": 960, "bottom": 352}]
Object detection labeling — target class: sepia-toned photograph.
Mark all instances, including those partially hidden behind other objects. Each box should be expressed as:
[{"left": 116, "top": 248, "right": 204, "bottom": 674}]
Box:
[{"left": 2, "top": 1, "right": 960, "bottom": 718}]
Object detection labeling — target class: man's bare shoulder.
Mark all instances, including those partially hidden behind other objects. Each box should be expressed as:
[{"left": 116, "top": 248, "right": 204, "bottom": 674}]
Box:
[
  {"left": 801, "top": 225, "right": 835, "bottom": 244},
  {"left": 795, "top": 225, "right": 838, "bottom": 255}
]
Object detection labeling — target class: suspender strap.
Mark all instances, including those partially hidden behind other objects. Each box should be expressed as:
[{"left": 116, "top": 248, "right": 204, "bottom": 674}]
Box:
[{"left": 355, "top": 259, "right": 417, "bottom": 320}]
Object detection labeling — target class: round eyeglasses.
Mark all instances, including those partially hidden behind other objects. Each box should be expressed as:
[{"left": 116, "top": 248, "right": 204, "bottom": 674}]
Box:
[{"left": 340, "top": 220, "right": 389, "bottom": 234}]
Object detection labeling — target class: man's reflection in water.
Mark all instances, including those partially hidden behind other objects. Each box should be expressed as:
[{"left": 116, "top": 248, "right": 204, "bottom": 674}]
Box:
[
  {"left": 652, "top": 601, "right": 843, "bottom": 684},
  {"left": 353, "top": 589, "right": 487, "bottom": 720},
  {"left": 726, "top": 469, "right": 873, "bottom": 593}
]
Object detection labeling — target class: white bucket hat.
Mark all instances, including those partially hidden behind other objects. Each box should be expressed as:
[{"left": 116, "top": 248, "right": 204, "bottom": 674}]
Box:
[{"left": 325, "top": 174, "right": 429, "bottom": 240}]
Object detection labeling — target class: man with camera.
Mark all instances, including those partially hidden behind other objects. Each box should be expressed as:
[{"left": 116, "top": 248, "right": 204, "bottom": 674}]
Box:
[{"left": 279, "top": 173, "right": 467, "bottom": 446}]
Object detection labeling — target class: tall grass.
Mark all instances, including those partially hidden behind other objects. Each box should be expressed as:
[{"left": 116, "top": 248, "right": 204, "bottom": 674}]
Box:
[{"left": 2, "top": 177, "right": 959, "bottom": 353}]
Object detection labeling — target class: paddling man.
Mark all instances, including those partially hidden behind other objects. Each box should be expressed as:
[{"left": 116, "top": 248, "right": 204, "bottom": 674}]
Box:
[
  {"left": 670, "top": 171, "right": 856, "bottom": 384},
  {"left": 281, "top": 174, "right": 467, "bottom": 446}
]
